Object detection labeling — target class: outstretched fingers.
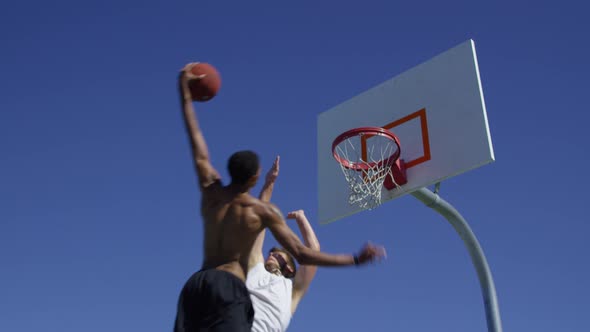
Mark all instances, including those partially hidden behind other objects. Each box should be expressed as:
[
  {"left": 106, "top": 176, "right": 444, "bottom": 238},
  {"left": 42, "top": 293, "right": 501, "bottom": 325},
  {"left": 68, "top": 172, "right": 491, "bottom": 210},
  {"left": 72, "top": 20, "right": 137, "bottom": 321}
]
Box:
[
  {"left": 179, "top": 62, "right": 206, "bottom": 80},
  {"left": 265, "top": 155, "right": 280, "bottom": 183}
]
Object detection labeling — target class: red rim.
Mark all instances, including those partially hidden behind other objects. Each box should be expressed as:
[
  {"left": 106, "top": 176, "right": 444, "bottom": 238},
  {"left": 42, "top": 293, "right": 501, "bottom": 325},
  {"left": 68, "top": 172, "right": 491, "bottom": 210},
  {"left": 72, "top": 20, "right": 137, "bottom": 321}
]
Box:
[{"left": 332, "top": 127, "right": 401, "bottom": 171}]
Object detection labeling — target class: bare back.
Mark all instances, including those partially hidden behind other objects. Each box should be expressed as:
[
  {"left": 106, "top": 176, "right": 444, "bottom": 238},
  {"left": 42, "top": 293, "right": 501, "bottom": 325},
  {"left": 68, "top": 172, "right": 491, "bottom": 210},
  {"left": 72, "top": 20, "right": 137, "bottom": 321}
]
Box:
[
  {"left": 176, "top": 69, "right": 323, "bottom": 283},
  {"left": 200, "top": 184, "right": 267, "bottom": 281}
]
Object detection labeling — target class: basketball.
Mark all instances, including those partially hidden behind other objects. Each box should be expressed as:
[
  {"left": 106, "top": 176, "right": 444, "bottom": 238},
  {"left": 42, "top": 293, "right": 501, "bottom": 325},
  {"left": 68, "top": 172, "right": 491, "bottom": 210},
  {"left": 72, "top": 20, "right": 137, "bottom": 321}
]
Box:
[{"left": 187, "top": 63, "right": 221, "bottom": 102}]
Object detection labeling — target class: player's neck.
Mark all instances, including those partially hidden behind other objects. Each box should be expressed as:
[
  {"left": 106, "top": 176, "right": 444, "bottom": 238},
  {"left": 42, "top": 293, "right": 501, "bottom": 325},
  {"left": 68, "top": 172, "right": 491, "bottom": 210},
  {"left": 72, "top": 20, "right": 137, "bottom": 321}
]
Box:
[
  {"left": 268, "top": 268, "right": 282, "bottom": 276},
  {"left": 227, "top": 183, "right": 253, "bottom": 194}
]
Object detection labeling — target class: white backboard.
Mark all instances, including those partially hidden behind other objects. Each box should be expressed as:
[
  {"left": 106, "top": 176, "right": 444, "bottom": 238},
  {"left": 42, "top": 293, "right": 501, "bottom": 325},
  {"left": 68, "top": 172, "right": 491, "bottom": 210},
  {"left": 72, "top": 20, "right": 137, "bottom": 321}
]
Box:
[{"left": 317, "top": 40, "right": 494, "bottom": 224}]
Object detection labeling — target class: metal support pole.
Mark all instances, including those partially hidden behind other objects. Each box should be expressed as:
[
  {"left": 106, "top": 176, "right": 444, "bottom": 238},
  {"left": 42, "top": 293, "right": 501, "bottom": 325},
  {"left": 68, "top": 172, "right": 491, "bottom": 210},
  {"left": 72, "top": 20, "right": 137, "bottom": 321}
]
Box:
[{"left": 411, "top": 187, "right": 502, "bottom": 332}]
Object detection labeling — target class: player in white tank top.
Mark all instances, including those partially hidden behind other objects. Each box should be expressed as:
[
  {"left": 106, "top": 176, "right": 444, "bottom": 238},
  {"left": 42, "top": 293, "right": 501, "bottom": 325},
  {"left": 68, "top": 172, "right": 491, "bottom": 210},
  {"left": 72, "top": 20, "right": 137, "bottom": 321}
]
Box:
[
  {"left": 246, "top": 157, "right": 321, "bottom": 332},
  {"left": 247, "top": 157, "right": 387, "bottom": 331},
  {"left": 246, "top": 261, "right": 293, "bottom": 332}
]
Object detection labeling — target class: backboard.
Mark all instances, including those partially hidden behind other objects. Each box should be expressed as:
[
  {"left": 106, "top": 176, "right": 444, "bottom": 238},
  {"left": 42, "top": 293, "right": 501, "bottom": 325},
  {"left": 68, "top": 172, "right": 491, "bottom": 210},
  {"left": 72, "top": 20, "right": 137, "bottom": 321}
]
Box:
[{"left": 317, "top": 39, "right": 494, "bottom": 224}]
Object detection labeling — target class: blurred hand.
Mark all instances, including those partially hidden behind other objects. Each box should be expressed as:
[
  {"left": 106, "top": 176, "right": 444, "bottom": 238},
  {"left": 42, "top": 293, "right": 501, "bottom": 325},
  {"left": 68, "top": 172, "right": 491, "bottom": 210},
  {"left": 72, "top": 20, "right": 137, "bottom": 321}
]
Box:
[
  {"left": 179, "top": 62, "right": 206, "bottom": 80},
  {"left": 356, "top": 242, "right": 387, "bottom": 265},
  {"left": 178, "top": 63, "right": 206, "bottom": 97}
]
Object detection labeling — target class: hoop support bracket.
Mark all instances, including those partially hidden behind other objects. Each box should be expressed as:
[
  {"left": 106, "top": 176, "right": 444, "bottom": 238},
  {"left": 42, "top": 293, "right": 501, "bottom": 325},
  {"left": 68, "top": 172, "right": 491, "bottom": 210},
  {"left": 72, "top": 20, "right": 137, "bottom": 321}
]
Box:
[{"left": 383, "top": 158, "right": 408, "bottom": 190}]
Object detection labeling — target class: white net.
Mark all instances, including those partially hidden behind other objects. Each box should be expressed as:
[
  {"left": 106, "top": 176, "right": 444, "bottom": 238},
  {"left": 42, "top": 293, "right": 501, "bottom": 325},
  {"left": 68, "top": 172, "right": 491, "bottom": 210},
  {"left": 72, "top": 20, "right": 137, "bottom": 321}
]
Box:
[{"left": 334, "top": 131, "right": 400, "bottom": 210}]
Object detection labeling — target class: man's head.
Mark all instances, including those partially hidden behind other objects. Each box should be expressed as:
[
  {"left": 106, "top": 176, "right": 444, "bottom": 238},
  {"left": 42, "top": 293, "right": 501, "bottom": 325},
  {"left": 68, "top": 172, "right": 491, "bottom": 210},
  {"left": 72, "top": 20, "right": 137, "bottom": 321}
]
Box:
[
  {"left": 265, "top": 247, "right": 297, "bottom": 278},
  {"left": 227, "top": 150, "right": 260, "bottom": 188}
]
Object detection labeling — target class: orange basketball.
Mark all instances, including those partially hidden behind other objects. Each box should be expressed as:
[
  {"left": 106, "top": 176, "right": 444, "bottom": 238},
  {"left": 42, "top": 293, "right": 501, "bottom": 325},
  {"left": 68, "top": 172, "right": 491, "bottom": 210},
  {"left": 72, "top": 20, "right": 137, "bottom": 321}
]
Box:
[{"left": 188, "top": 63, "right": 221, "bottom": 102}]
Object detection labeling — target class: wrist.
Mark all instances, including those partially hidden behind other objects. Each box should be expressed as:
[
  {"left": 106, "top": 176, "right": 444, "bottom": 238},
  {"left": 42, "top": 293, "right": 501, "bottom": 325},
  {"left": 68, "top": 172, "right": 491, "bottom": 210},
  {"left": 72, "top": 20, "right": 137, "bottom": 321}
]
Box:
[
  {"left": 179, "top": 88, "right": 191, "bottom": 99},
  {"left": 353, "top": 254, "right": 360, "bottom": 266}
]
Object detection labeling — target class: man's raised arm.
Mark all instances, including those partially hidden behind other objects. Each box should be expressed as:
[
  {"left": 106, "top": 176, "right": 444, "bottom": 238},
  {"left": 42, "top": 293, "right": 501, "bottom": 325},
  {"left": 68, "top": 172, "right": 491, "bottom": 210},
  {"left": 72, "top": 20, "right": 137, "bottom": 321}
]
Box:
[
  {"left": 288, "top": 210, "right": 320, "bottom": 313},
  {"left": 259, "top": 156, "right": 279, "bottom": 202},
  {"left": 178, "top": 63, "right": 221, "bottom": 190},
  {"left": 248, "top": 156, "right": 281, "bottom": 268}
]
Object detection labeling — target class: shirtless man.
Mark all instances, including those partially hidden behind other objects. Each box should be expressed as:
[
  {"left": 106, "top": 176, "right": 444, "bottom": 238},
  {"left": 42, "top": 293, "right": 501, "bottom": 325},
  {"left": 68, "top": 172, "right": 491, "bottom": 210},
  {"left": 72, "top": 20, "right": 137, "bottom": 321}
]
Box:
[{"left": 173, "top": 64, "right": 387, "bottom": 332}]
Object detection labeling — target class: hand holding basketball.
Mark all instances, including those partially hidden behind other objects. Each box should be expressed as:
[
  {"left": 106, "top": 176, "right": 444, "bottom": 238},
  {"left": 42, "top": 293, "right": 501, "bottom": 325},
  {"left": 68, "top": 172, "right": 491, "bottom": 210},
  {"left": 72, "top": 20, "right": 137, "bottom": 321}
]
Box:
[{"left": 179, "top": 62, "right": 222, "bottom": 102}]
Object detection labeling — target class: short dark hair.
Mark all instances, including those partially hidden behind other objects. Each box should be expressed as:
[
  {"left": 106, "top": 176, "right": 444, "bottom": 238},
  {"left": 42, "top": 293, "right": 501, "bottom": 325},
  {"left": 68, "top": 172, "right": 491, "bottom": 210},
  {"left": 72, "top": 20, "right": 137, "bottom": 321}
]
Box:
[
  {"left": 227, "top": 150, "right": 260, "bottom": 185},
  {"left": 269, "top": 247, "right": 297, "bottom": 278}
]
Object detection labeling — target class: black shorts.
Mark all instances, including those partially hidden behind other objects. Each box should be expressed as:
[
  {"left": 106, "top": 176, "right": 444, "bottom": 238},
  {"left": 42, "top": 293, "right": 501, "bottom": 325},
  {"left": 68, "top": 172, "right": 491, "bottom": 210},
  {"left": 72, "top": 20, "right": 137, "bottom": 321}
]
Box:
[{"left": 174, "top": 269, "right": 254, "bottom": 332}]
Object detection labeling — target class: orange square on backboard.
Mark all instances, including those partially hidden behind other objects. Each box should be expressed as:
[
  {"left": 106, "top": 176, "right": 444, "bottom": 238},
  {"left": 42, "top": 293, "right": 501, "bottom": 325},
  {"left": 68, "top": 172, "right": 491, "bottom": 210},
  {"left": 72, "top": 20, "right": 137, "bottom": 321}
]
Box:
[{"left": 361, "top": 108, "right": 431, "bottom": 169}]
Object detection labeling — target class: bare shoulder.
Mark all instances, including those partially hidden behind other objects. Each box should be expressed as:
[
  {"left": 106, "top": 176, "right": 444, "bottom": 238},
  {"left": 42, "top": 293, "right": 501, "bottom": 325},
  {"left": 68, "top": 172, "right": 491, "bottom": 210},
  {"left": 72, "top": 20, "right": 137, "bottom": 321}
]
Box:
[
  {"left": 200, "top": 180, "right": 224, "bottom": 200},
  {"left": 254, "top": 201, "right": 284, "bottom": 225}
]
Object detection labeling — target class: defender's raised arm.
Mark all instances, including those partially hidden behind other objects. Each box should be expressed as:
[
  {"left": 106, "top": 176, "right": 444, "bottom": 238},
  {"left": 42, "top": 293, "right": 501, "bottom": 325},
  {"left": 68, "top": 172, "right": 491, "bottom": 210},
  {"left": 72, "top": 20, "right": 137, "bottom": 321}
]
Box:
[{"left": 288, "top": 209, "right": 320, "bottom": 313}]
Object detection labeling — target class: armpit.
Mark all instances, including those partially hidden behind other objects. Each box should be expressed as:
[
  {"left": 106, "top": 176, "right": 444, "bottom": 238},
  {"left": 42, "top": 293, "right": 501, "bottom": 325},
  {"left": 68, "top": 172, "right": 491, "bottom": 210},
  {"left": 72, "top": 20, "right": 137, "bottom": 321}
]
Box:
[{"left": 202, "top": 177, "right": 222, "bottom": 190}]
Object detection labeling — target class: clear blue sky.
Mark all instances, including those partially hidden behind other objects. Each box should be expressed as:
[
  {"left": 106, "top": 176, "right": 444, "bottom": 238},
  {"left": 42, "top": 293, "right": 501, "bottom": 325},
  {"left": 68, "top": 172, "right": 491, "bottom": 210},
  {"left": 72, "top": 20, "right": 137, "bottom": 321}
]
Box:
[{"left": 1, "top": 1, "right": 588, "bottom": 331}]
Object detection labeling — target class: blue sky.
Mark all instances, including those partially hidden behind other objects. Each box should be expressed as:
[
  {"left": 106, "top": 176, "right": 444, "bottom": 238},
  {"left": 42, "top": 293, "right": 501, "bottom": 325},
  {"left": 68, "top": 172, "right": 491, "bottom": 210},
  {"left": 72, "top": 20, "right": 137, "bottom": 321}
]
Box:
[{"left": 1, "top": 1, "right": 588, "bottom": 331}]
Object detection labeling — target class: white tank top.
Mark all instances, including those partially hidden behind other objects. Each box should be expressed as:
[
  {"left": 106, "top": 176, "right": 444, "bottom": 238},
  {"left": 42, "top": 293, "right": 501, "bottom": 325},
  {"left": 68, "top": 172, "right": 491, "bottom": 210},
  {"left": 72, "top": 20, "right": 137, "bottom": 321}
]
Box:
[{"left": 246, "top": 262, "right": 293, "bottom": 332}]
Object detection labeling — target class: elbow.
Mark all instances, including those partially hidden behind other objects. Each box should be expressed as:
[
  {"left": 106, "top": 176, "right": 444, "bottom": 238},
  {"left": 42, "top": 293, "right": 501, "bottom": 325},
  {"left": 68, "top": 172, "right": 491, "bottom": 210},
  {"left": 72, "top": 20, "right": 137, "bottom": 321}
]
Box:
[
  {"left": 312, "top": 240, "right": 321, "bottom": 251},
  {"left": 292, "top": 246, "right": 314, "bottom": 265}
]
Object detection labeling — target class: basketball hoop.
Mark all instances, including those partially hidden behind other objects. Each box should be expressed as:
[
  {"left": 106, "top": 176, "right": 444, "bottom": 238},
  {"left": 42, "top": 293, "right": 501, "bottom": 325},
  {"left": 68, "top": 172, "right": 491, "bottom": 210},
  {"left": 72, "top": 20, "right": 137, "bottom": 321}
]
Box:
[{"left": 332, "top": 127, "right": 408, "bottom": 210}]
